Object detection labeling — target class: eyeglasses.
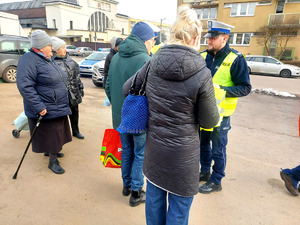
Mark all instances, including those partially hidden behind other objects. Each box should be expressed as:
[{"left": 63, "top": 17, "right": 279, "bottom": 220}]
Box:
[{"left": 146, "top": 38, "right": 156, "bottom": 47}]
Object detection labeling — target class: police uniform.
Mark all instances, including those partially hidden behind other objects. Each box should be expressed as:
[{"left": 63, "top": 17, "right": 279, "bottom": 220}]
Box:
[{"left": 199, "top": 20, "right": 252, "bottom": 193}]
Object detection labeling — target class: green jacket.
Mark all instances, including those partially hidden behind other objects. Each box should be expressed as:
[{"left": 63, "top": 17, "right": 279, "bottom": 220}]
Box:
[{"left": 105, "top": 34, "right": 151, "bottom": 129}]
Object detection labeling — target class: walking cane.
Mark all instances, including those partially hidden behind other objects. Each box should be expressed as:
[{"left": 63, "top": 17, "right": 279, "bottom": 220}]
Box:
[{"left": 12, "top": 115, "right": 42, "bottom": 179}]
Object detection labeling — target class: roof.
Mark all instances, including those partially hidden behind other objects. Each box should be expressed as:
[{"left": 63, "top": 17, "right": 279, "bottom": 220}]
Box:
[
  {"left": 7, "top": 8, "right": 46, "bottom": 19},
  {"left": 0, "top": 0, "right": 79, "bottom": 11}
]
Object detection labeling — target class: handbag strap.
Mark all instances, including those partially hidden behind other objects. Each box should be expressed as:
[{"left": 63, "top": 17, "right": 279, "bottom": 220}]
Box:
[
  {"left": 129, "top": 64, "right": 150, "bottom": 96},
  {"left": 46, "top": 61, "right": 69, "bottom": 90}
]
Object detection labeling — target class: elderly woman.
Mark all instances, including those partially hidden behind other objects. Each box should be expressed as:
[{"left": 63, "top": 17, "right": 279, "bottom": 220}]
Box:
[
  {"left": 17, "top": 30, "right": 71, "bottom": 174},
  {"left": 51, "top": 37, "right": 84, "bottom": 139},
  {"left": 123, "top": 5, "right": 220, "bottom": 225}
]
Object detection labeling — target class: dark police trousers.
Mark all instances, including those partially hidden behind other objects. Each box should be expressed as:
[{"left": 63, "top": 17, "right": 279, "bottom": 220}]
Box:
[{"left": 200, "top": 117, "right": 231, "bottom": 185}]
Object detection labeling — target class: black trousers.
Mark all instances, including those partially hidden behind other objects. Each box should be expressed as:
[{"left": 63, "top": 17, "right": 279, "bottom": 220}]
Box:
[{"left": 69, "top": 105, "right": 80, "bottom": 135}]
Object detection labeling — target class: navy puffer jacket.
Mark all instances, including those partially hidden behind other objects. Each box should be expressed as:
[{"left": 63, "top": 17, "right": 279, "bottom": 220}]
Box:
[
  {"left": 123, "top": 45, "right": 220, "bottom": 196},
  {"left": 17, "top": 49, "right": 71, "bottom": 119}
]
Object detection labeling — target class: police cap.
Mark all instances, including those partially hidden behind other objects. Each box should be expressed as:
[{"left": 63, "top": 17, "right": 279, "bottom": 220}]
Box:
[{"left": 204, "top": 20, "right": 234, "bottom": 38}]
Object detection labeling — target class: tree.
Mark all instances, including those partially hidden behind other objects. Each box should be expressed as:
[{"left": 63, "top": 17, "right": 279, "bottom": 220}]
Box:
[{"left": 256, "top": 17, "right": 300, "bottom": 60}]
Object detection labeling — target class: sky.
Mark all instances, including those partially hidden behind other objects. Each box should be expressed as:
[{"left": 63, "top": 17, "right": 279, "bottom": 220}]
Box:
[{"left": 0, "top": 0, "right": 178, "bottom": 24}]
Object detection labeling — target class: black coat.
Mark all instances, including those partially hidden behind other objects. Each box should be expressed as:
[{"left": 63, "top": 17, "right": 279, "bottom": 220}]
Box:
[
  {"left": 103, "top": 49, "right": 117, "bottom": 88},
  {"left": 53, "top": 53, "right": 84, "bottom": 104},
  {"left": 123, "top": 45, "right": 220, "bottom": 196}
]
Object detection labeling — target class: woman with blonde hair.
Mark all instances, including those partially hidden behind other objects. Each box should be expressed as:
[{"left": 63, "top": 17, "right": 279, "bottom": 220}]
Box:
[{"left": 123, "top": 5, "right": 219, "bottom": 225}]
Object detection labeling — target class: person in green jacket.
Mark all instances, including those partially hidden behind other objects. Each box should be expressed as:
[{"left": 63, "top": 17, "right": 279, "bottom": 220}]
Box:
[{"left": 105, "top": 22, "right": 156, "bottom": 207}]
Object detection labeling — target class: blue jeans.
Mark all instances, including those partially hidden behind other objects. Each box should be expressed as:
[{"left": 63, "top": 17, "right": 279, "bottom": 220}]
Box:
[
  {"left": 282, "top": 165, "right": 300, "bottom": 189},
  {"left": 200, "top": 117, "right": 231, "bottom": 185},
  {"left": 119, "top": 133, "right": 146, "bottom": 191},
  {"left": 145, "top": 180, "right": 194, "bottom": 225}
]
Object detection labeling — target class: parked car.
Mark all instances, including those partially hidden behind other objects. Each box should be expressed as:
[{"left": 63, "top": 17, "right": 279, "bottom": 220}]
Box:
[
  {"left": 66, "top": 45, "right": 77, "bottom": 56},
  {"left": 73, "top": 47, "right": 94, "bottom": 57},
  {"left": 246, "top": 55, "right": 300, "bottom": 78},
  {"left": 0, "top": 35, "right": 30, "bottom": 83},
  {"left": 78, "top": 51, "right": 109, "bottom": 87}
]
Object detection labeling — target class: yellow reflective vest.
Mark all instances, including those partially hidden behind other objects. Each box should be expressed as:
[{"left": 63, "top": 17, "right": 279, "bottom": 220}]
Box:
[{"left": 201, "top": 51, "right": 239, "bottom": 117}]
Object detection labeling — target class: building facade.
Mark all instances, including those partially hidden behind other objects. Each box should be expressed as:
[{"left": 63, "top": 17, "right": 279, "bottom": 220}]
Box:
[
  {"left": 0, "top": 0, "right": 172, "bottom": 48},
  {"left": 179, "top": 0, "right": 300, "bottom": 61},
  {"left": 0, "top": 11, "right": 26, "bottom": 36}
]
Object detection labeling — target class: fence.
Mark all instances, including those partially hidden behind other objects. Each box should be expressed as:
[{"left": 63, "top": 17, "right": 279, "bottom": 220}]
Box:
[{"left": 73, "top": 41, "right": 111, "bottom": 51}]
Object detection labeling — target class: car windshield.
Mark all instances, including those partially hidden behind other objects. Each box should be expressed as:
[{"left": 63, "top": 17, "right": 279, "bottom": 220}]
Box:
[{"left": 86, "top": 52, "right": 108, "bottom": 61}]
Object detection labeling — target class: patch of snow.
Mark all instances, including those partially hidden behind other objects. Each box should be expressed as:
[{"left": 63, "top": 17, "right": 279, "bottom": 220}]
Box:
[{"left": 251, "top": 88, "right": 296, "bottom": 98}]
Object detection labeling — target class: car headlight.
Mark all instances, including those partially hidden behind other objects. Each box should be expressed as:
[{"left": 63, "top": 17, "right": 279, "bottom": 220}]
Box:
[{"left": 94, "top": 64, "right": 100, "bottom": 70}]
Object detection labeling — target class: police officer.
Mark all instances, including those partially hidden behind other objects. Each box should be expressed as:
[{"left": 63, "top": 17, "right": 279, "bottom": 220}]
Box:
[{"left": 199, "top": 20, "right": 252, "bottom": 194}]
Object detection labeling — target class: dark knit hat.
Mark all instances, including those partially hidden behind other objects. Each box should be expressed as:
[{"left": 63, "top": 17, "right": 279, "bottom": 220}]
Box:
[
  {"left": 31, "top": 30, "right": 52, "bottom": 49},
  {"left": 115, "top": 38, "right": 123, "bottom": 47},
  {"left": 131, "top": 22, "right": 155, "bottom": 42}
]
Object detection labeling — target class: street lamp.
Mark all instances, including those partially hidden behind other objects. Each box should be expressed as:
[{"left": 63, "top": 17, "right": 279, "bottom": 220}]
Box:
[{"left": 160, "top": 18, "right": 166, "bottom": 43}]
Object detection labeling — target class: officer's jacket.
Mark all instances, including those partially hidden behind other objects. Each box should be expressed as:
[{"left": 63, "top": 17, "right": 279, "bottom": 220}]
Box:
[{"left": 202, "top": 43, "right": 251, "bottom": 98}]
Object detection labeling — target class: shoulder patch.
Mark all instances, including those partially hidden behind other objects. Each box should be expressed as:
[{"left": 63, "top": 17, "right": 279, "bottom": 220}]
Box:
[{"left": 231, "top": 49, "right": 244, "bottom": 57}]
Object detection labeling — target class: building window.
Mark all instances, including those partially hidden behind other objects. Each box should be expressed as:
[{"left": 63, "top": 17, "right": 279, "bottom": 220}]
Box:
[
  {"left": 196, "top": 7, "right": 217, "bottom": 20},
  {"left": 200, "top": 33, "right": 207, "bottom": 45},
  {"left": 88, "top": 11, "right": 109, "bottom": 32},
  {"left": 257, "top": 1, "right": 272, "bottom": 5},
  {"left": 225, "top": 3, "right": 256, "bottom": 16},
  {"left": 70, "top": 21, "right": 73, "bottom": 30},
  {"left": 228, "top": 33, "right": 251, "bottom": 45},
  {"left": 53, "top": 19, "right": 56, "bottom": 29},
  {"left": 201, "top": 33, "right": 251, "bottom": 45}
]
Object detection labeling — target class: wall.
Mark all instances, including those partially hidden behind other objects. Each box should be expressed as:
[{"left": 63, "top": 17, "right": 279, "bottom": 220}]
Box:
[
  {"left": 0, "top": 12, "right": 26, "bottom": 36},
  {"left": 45, "top": 0, "right": 129, "bottom": 42}
]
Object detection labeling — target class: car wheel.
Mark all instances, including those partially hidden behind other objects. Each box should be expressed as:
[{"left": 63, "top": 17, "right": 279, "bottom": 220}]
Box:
[
  {"left": 247, "top": 67, "right": 251, "bottom": 74},
  {"left": 280, "top": 69, "right": 291, "bottom": 78},
  {"left": 82, "top": 53, "right": 86, "bottom": 57},
  {"left": 93, "top": 80, "right": 103, "bottom": 88},
  {"left": 2, "top": 66, "right": 17, "bottom": 83}
]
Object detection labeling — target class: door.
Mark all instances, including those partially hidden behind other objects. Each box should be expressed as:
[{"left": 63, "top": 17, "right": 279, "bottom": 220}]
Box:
[
  {"left": 248, "top": 57, "right": 264, "bottom": 73},
  {"left": 262, "top": 57, "right": 281, "bottom": 74}
]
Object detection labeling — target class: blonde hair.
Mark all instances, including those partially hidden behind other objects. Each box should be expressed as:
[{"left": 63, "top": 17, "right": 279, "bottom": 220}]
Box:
[{"left": 170, "top": 5, "right": 202, "bottom": 48}]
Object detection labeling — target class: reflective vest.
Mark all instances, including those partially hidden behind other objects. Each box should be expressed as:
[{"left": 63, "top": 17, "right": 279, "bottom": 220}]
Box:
[
  {"left": 201, "top": 51, "right": 238, "bottom": 117},
  {"left": 201, "top": 83, "right": 226, "bottom": 131}
]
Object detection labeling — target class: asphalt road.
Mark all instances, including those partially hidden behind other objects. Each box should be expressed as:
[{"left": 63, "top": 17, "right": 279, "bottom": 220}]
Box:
[{"left": 0, "top": 73, "right": 299, "bottom": 225}]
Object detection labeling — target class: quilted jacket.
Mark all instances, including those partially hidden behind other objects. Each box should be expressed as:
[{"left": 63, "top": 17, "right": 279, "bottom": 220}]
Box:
[
  {"left": 53, "top": 53, "right": 84, "bottom": 105},
  {"left": 123, "top": 44, "right": 220, "bottom": 196},
  {"left": 17, "top": 49, "right": 71, "bottom": 119}
]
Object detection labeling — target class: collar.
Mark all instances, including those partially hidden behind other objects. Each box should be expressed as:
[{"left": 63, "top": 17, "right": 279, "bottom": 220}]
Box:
[{"left": 30, "top": 48, "right": 51, "bottom": 61}]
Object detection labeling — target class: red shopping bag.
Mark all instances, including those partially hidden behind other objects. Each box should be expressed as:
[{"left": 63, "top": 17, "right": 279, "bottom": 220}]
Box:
[{"left": 100, "top": 129, "right": 122, "bottom": 168}]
